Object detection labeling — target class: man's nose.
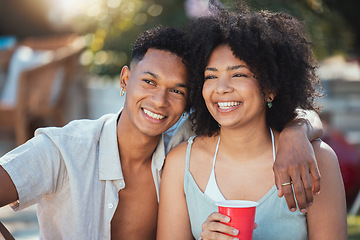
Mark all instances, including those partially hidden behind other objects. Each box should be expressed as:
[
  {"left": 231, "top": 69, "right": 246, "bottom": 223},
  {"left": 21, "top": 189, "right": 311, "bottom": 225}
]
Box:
[{"left": 151, "top": 89, "right": 169, "bottom": 107}]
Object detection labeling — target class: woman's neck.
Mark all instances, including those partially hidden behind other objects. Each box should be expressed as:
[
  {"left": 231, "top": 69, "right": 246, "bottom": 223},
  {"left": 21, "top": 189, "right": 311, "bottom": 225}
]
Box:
[{"left": 218, "top": 124, "right": 276, "bottom": 161}]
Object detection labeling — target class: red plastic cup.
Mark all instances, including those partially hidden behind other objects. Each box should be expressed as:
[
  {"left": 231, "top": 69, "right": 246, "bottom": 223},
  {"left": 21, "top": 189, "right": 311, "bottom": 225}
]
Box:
[{"left": 216, "top": 200, "right": 258, "bottom": 240}]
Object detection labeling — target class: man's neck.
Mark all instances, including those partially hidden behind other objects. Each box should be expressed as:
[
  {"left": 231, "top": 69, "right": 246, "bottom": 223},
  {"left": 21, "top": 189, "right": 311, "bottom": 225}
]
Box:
[
  {"left": 112, "top": 113, "right": 160, "bottom": 240},
  {"left": 116, "top": 114, "right": 161, "bottom": 166}
]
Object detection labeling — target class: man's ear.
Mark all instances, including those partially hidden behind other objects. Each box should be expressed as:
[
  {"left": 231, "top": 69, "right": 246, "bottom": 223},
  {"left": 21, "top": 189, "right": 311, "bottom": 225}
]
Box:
[{"left": 120, "top": 66, "right": 130, "bottom": 90}]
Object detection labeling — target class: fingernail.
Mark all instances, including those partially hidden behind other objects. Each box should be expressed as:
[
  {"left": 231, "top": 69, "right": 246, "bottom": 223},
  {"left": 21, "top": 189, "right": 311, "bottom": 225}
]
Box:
[
  {"left": 308, "top": 202, "right": 313, "bottom": 207},
  {"left": 315, "top": 191, "right": 320, "bottom": 195},
  {"left": 290, "top": 208, "right": 296, "bottom": 212},
  {"left": 300, "top": 208, "right": 307, "bottom": 213},
  {"left": 224, "top": 216, "right": 231, "bottom": 222},
  {"left": 233, "top": 229, "right": 239, "bottom": 235}
]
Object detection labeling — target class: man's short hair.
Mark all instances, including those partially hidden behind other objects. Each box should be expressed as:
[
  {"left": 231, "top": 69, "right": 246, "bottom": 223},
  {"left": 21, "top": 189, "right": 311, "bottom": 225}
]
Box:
[{"left": 130, "top": 26, "right": 190, "bottom": 64}]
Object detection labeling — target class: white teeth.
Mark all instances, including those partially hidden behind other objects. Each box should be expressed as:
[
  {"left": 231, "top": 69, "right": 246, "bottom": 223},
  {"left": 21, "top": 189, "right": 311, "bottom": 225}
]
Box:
[
  {"left": 143, "top": 109, "right": 165, "bottom": 120},
  {"left": 217, "top": 102, "right": 240, "bottom": 109}
]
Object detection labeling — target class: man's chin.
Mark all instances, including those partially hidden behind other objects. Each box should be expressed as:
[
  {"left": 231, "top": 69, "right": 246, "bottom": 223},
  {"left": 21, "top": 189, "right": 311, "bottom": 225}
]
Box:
[{"left": 139, "top": 127, "right": 166, "bottom": 137}]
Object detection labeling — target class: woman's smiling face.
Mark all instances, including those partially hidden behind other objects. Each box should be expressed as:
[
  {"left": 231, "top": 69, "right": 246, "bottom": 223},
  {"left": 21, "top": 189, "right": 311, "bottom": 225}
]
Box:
[{"left": 202, "top": 44, "right": 269, "bottom": 129}]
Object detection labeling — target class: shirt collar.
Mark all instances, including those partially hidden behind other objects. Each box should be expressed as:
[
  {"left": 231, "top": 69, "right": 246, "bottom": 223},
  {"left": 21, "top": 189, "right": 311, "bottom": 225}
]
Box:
[
  {"left": 98, "top": 110, "right": 123, "bottom": 181},
  {"left": 152, "top": 134, "right": 166, "bottom": 171},
  {"left": 98, "top": 108, "right": 167, "bottom": 181}
]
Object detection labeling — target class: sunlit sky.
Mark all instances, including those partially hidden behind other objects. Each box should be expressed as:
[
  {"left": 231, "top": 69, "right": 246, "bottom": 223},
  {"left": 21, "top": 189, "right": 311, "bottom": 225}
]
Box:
[
  {"left": 45, "top": 0, "right": 167, "bottom": 32},
  {"left": 47, "top": 0, "right": 104, "bottom": 28},
  {"left": 45, "top": 0, "right": 209, "bottom": 30}
]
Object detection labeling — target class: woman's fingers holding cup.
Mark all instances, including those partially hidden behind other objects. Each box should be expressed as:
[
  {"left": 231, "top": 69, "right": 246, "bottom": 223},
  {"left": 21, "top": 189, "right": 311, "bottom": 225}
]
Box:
[
  {"left": 205, "top": 212, "right": 230, "bottom": 223},
  {"left": 202, "top": 212, "right": 239, "bottom": 237},
  {"left": 201, "top": 230, "right": 240, "bottom": 240}
]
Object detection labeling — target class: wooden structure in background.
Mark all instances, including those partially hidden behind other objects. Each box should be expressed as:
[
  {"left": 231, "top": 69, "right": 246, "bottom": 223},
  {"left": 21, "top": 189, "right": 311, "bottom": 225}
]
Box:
[{"left": 0, "top": 35, "right": 84, "bottom": 145}]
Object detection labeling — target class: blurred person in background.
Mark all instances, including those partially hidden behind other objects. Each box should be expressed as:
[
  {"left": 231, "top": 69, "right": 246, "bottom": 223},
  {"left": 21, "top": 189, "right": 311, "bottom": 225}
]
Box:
[{"left": 320, "top": 111, "right": 360, "bottom": 207}]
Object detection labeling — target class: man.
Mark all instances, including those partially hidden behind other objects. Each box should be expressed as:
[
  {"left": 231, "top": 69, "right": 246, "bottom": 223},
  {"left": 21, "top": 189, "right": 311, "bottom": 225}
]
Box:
[{"left": 0, "top": 26, "right": 322, "bottom": 239}]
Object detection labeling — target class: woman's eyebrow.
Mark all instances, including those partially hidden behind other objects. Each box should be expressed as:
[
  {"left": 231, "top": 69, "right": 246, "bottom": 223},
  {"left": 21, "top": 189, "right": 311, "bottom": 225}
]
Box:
[
  {"left": 205, "top": 65, "right": 250, "bottom": 72},
  {"left": 226, "top": 65, "right": 249, "bottom": 71}
]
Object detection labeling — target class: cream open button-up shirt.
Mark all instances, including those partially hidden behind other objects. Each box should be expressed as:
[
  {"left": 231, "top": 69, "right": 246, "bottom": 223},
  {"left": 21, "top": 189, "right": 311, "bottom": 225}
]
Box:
[{"left": 0, "top": 109, "right": 193, "bottom": 239}]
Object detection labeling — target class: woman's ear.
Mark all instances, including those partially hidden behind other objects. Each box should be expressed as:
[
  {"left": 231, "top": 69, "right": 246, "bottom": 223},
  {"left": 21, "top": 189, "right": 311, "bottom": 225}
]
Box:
[
  {"left": 120, "top": 66, "right": 130, "bottom": 90},
  {"left": 266, "top": 90, "right": 276, "bottom": 102},
  {"left": 268, "top": 93, "right": 275, "bottom": 102}
]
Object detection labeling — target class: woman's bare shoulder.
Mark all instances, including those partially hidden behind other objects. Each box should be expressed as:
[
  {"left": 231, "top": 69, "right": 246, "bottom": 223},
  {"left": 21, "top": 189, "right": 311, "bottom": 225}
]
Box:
[
  {"left": 311, "top": 139, "right": 338, "bottom": 168},
  {"left": 307, "top": 140, "right": 347, "bottom": 239},
  {"left": 164, "top": 136, "right": 199, "bottom": 170},
  {"left": 311, "top": 139, "right": 344, "bottom": 193},
  {"left": 165, "top": 135, "right": 216, "bottom": 167},
  {"left": 167, "top": 137, "right": 192, "bottom": 157}
]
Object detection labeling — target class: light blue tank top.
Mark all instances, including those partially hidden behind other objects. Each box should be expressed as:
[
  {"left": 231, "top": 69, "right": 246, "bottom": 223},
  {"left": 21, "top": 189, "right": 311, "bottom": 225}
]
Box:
[
  {"left": 184, "top": 135, "right": 308, "bottom": 240},
  {"left": 204, "top": 129, "right": 276, "bottom": 201}
]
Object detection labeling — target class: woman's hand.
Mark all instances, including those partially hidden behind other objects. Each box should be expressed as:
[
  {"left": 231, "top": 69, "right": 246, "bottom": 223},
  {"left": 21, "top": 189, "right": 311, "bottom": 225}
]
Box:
[
  {"left": 200, "top": 212, "right": 257, "bottom": 240},
  {"left": 200, "top": 212, "right": 239, "bottom": 240}
]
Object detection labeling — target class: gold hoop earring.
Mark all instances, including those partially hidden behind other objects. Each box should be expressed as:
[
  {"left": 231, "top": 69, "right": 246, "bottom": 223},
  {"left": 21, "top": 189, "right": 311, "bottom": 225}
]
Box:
[
  {"left": 120, "top": 88, "right": 126, "bottom": 96},
  {"left": 183, "top": 112, "right": 188, "bottom": 119}
]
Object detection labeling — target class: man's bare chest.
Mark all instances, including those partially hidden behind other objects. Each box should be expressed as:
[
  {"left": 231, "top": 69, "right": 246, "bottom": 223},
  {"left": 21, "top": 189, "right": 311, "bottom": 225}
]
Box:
[{"left": 110, "top": 168, "right": 158, "bottom": 239}]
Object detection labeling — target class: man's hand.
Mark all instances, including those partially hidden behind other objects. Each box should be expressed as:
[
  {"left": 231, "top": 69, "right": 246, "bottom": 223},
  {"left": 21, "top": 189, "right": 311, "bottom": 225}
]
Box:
[{"left": 274, "top": 124, "right": 321, "bottom": 213}]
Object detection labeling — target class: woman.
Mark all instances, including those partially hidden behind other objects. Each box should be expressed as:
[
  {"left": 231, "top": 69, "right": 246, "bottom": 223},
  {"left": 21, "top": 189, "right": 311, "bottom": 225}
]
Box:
[{"left": 157, "top": 3, "right": 347, "bottom": 240}]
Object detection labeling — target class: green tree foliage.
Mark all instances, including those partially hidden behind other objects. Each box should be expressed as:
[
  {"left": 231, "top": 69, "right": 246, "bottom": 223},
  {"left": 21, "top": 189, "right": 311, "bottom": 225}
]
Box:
[
  {"left": 80, "top": 0, "right": 355, "bottom": 77},
  {"left": 78, "top": 0, "right": 189, "bottom": 77},
  {"left": 234, "top": 0, "right": 354, "bottom": 60},
  {"left": 326, "top": 0, "right": 360, "bottom": 54}
]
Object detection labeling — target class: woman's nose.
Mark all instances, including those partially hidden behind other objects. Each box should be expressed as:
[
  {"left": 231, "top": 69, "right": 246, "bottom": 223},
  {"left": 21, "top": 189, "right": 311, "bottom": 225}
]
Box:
[{"left": 215, "top": 75, "right": 233, "bottom": 95}]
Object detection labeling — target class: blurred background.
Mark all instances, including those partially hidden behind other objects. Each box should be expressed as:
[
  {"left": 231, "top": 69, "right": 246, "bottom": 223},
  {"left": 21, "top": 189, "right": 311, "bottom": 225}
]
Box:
[{"left": 0, "top": 0, "right": 359, "bottom": 239}]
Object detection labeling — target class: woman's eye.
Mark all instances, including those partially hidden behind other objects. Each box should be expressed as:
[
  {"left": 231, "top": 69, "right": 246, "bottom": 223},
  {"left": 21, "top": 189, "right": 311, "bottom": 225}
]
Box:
[
  {"left": 233, "top": 73, "right": 248, "bottom": 78},
  {"left": 205, "top": 75, "right": 216, "bottom": 80}
]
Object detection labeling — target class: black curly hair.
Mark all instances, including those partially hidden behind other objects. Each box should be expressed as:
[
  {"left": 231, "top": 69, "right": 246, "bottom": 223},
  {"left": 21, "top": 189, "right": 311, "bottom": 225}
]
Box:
[
  {"left": 188, "top": 2, "right": 321, "bottom": 136},
  {"left": 131, "top": 25, "right": 190, "bottom": 64}
]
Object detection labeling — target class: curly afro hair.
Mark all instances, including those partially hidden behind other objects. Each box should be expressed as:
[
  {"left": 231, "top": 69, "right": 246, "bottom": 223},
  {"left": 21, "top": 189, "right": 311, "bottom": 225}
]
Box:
[{"left": 187, "top": 2, "right": 321, "bottom": 136}]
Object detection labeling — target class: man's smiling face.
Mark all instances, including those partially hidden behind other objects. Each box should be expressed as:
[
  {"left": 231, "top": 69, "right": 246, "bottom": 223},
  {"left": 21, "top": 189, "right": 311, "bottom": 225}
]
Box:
[{"left": 121, "top": 48, "right": 189, "bottom": 138}]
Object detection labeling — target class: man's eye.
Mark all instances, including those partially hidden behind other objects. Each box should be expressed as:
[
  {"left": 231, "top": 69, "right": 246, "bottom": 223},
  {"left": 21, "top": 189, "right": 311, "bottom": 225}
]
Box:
[
  {"left": 143, "top": 79, "right": 154, "bottom": 85},
  {"left": 172, "top": 89, "right": 185, "bottom": 95}
]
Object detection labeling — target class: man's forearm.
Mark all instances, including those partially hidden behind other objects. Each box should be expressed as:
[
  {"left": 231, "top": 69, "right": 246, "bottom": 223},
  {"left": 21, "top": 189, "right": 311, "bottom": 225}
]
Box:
[
  {"left": 275, "top": 109, "right": 322, "bottom": 212},
  {"left": 285, "top": 109, "right": 323, "bottom": 141}
]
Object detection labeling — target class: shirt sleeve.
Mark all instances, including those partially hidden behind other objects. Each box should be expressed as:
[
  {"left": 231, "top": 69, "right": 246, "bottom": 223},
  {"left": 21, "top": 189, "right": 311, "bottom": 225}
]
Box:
[{"left": 0, "top": 133, "right": 67, "bottom": 211}]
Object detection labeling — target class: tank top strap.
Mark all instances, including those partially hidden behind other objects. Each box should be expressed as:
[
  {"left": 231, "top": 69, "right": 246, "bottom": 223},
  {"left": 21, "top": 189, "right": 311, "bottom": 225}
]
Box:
[
  {"left": 204, "top": 136, "right": 226, "bottom": 201},
  {"left": 185, "top": 136, "right": 196, "bottom": 170},
  {"left": 212, "top": 136, "right": 221, "bottom": 169},
  {"left": 270, "top": 128, "right": 275, "bottom": 162}
]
